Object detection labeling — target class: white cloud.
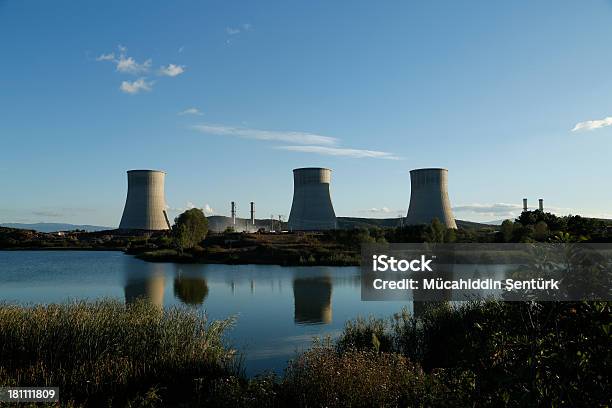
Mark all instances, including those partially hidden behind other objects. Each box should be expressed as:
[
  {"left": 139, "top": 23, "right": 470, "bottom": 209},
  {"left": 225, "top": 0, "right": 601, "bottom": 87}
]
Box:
[
  {"left": 226, "top": 27, "right": 241, "bottom": 35},
  {"left": 192, "top": 123, "right": 338, "bottom": 146},
  {"left": 167, "top": 202, "right": 214, "bottom": 216},
  {"left": 276, "top": 145, "right": 401, "bottom": 160},
  {"left": 96, "top": 53, "right": 115, "bottom": 61},
  {"left": 178, "top": 107, "right": 203, "bottom": 116},
  {"left": 453, "top": 203, "right": 522, "bottom": 217},
  {"left": 159, "top": 63, "right": 185, "bottom": 77},
  {"left": 453, "top": 203, "right": 573, "bottom": 218},
  {"left": 572, "top": 116, "right": 612, "bottom": 132},
  {"left": 362, "top": 207, "right": 393, "bottom": 214},
  {"left": 116, "top": 55, "right": 152, "bottom": 74},
  {"left": 203, "top": 204, "right": 214, "bottom": 215},
  {"left": 120, "top": 78, "right": 153, "bottom": 94},
  {"left": 96, "top": 45, "right": 151, "bottom": 74},
  {"left": 242, "top": 23, "right": 252, "bottom": 30}
]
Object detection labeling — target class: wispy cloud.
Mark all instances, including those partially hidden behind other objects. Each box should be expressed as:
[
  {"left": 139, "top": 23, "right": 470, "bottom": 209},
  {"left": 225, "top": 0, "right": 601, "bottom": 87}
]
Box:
[
  {"left": 192, "top": 123, "right": 338, "bottom": 145},
  {"left": 95, "top": 44, "right": 185, "bottom": 94},
  {"left": 167, "top": 202, "right": 214, "bottom": 216},
  {"left": 453, "top": 203, "right": 522, "bottom": 218},
  {"left": 120, "top": 78, "right": 153, "bottom": 94},
  {"left": 95, "top": 53, "right": 115, "bottom": 61},
  {"left": 191, "top": 122, "right": 399, "bottom": 159},
  {"left": 276, "top": 145, "right": 401, "bottom": 160},
  {"left": 159, "top": 63, "right": 185, "bottom": 77},
  {"left": 178, "top": 107, "right": 203, "bottom": 116},
  {"left": 225, "top": 24, "right": 252, "bottom": 44},
  {"left": 203, "top": 204, "right": 214, "bottom": 215},
  {"left": 116, "top": 55, "right": 151, "bottom": 75},
  {"left": 571, "top": 116, "right": 612, "bottom": 132},
  {"left": 178, "top": 45, "right": 185, "bottom": 53},
  {"left": 453, "top": 203, "right": 573, "bottom": 218},
  {"left": 96, "top": 45, "right": 150, "bottom": 74},
  {"left": 361, "top": 207, "right": 393, "bottom": 214}
]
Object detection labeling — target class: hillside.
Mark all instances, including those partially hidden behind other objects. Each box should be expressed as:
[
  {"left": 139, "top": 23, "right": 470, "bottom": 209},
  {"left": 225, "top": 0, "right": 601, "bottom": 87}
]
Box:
[{"left": 0, "top": 223, "right": 111, "bottom": 233}]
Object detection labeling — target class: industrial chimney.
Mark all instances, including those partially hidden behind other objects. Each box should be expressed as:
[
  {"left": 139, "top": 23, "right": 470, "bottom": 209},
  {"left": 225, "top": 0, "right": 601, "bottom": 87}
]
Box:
[
  {"left": 119, "top": 170, "right": 171, "bottom": 230},
  {"left": 288, "top": 167, "right": 337, "bottom": 231},
  {"left": 523, "top": 198, "right": 528, "bottom": 212},
  {"left": 405, "top": 168, "right": 457, "bottom": 229},
  {"left": 231, "top": 201, "right": 236, "bottom": 226},
  {"left": 538, "top": 199, "right": 544, "bottom": 212},
  {"left": 250, "top": 202, "right": 255, "bottom": 225}
]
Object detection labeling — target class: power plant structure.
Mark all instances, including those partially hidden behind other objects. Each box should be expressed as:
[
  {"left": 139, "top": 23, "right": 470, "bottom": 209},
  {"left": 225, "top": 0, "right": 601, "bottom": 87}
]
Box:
[
  {"left": 250, "top": 202, "right": 255, "bottom": 225},
  {"left": 405, "top": 168, "right": 457, "bottom": 229},
  {"left": 522, "top": 198, "right": 544, "bottom": 212},
  {"left": 119, "top": 170, "right": 171, "bottom": 230},
  {"left": 288, "top": 167, "right": 337, "bottom": 231}
]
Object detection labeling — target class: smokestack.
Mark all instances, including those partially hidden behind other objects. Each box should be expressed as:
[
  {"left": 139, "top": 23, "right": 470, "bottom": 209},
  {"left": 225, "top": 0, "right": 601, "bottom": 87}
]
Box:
[
  {"left": 231, "top": 201, "right": 236, "bottom": 226},
  {"left": 288, "top": 167, "right": 337, "bottom": 231},
  {"left": 539, "top": 199, "right": 544, "bottom": 212},
  {"left": 523, "top": 198, "right": 528, "bottom": 212},
  {"left": 405, "top": 168, "right": 457, "bottom": 229},
  {"left": 119, "top": 170, "right": 170, "bottom": 230},
  {"left": 250, "top": 202, "right": 255, "bottom": 225}
]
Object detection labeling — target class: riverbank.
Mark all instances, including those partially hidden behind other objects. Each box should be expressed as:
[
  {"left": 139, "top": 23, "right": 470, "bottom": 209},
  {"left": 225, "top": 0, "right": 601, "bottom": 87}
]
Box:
[
  {"left": 134, "top": 232, "right": 361, "bottom": 266},
  {"left": 0, "top": 226, "right": 362, "bottom": 266},
  {"left": 0, "top": 300, "right": 608, "bottom": 407}
]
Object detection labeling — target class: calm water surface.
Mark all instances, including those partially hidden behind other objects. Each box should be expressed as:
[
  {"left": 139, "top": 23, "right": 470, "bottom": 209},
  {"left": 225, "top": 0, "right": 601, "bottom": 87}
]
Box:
[{"left": 0, "top": 251, "right": 416, "bottom": 375}]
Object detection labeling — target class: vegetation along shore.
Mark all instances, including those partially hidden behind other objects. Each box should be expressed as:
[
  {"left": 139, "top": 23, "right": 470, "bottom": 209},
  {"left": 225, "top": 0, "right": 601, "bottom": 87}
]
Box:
[
  {"left": 0, "top": 299, "right": 608, "bottom": 407},
  {"left": 1, "top": 209, "right": 611, "bottom": 266}
]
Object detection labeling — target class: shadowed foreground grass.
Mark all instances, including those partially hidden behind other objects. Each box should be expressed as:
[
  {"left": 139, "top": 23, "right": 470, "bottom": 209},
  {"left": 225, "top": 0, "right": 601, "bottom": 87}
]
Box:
[
  {"left": 0, "top": 300, "right": 609, "bottom": 407},
  {"left": 0, "top": 300, "right": 237, "bottom": 406}
]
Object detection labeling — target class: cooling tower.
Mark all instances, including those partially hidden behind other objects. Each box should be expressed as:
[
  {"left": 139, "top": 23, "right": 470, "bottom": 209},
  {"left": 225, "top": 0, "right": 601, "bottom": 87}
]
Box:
[
  {"left": 406, "top": 168, "right": 457, "bottom": 229},
  {"left": 119, "top": 170, "right": 171, "bottom": 230},
  {"left": 288, "top": 167, "right": 337, "bottom": 231}
]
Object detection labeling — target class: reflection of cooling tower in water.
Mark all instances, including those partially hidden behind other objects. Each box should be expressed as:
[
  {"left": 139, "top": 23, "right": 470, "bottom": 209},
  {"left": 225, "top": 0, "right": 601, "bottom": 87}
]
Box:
[
  {"left": 406, "top": 168, "right": 457, "bottom": 229},
  {"left": 293, "top": 277, "right": 332, "bottom": 324},
  {"left": 288, "top": 168, "right": 337, "bottom": 231},
  {"left": 119, "top": 170, "right": 171, "bottom": 230},
  {"left": 124, "top": 267, "right": 166, "bottom": 308}
]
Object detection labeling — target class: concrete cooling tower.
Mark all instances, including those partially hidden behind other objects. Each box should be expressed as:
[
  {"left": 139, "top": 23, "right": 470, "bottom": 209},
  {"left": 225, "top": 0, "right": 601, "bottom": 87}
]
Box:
[
  {"left": 288, "top": 167, "right": 337, "bottom": 231},
  {"left": 119, "top": 170, "right": 171, "bottom": 230},
  {"left": 406, "top": 168, "right": 457, "bottom": 229}
]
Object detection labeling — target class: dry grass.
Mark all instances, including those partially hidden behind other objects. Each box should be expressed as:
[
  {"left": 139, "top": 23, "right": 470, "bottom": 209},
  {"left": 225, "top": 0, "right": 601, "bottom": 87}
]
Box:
[{"left": 0, "top": 299, "right": 236, "bottom": 406}]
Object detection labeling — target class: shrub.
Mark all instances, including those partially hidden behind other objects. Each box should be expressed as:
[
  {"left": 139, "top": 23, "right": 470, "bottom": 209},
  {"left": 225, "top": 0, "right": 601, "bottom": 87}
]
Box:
[{"left": 0, "top": 300, "right": 236, "bottom": 406}]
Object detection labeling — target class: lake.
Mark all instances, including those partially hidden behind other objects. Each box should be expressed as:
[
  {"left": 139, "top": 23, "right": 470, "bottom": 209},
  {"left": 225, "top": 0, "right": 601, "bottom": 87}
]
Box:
[{"left": 0, "top": 250, "right": 416, "bottom": 375}]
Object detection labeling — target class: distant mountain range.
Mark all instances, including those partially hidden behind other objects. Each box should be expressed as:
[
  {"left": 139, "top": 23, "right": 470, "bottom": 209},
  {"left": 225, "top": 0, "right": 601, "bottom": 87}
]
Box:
[
  {"left": 2, "top": 218, "right": 497, "bottom": 233},
  {"left": 0, "top": 223, "right": 112, "bottom": 233}
]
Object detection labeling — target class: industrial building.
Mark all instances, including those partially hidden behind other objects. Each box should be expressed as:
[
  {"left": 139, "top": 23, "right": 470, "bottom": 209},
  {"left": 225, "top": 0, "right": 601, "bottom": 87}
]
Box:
[
  {"left": 288, "top": 167, "right": 337, "bottom": 231},
  {"left": 119, "top": 170, "right": 171, "bottom": 231},
  {"left": 406, "top": 168, "right": 457, "bottom": 229}
]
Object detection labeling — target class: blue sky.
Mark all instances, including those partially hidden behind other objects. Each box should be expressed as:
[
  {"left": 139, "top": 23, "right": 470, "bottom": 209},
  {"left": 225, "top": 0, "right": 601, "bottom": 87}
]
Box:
[{"left": 1, "top": 0, "right": 612, "bottom": 226}]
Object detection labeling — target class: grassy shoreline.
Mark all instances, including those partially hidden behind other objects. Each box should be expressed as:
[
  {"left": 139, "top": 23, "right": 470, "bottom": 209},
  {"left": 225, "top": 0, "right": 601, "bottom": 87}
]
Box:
[{"left": 1, "top": 300, "right": 608, "bottom": 407}]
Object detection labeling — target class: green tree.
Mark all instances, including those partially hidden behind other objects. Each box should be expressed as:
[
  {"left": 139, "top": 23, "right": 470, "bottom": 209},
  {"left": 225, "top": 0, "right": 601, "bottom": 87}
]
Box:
[
  {"left": 500, "top": 219, "right": 514, "bottom": 242},
  {"left": 173, "top": 208, "right": 208, "bottom": 254},
  {"left": 534, "top": 221, "right": 549, "bottom": 241},
  {"left": 424, "top": 219, "right": 447, "bottom": 243}
]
